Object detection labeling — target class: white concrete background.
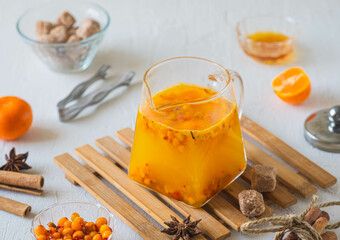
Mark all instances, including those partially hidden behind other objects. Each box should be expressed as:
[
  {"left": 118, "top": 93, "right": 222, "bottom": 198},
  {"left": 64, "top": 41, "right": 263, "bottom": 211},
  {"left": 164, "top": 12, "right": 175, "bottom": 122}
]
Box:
[{"left": 0, "top": 0, "right": 339, "bottom": 239}]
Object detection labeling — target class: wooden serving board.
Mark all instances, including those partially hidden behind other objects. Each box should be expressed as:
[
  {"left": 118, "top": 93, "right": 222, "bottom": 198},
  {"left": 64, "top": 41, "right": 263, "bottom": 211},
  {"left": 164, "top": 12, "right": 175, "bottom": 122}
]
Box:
[{"left": 54, "top": 116, "right": 336, "bottom": 240}]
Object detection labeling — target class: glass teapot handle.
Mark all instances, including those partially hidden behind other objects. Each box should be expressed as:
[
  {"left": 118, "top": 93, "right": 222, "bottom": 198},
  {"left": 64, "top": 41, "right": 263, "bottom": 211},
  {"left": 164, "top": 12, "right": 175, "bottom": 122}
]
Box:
[{"left": 227, "top": 69, "right": 244, "bottom": 119}]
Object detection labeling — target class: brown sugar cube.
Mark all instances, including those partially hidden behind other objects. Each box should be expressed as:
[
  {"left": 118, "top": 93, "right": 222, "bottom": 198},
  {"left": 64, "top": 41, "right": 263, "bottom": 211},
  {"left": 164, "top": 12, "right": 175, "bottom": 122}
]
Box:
[
  {"left": 38, "top": 34, "right": 58, "bottom": 43},
  {"left": 57, "top": 11, "right": 76, "bottom": 29},
  {"left": 76, "top": 18, "right": 101, "bottom": 39},
  {"left": 68, "top": 27, "right": 78, "bottom": 36},
  {"left": 251, "top": 165, "right": 278, "bottom": 192},
  {"left": 238, "top": 190, "right": 266, "bottom": 217},
  {"left": 36, "top": 21, "right": 53, "bottom": 35},
  {"left": 49, "top": 25, "right": 69, "bottom": 43},
  {"left": 67, "top": 35, "right": 82, "bottom": 43}
]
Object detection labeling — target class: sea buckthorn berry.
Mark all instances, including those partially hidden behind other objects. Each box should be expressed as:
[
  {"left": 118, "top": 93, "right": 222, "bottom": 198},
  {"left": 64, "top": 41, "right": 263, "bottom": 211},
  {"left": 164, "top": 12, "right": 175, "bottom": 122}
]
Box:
[
  {"left": 62, "top": 227, "right": 74, "bottom": 236},
  {"left": 89, "top": 231, "right": 98, "bottom": 237},
  {"left": 63, "top": 234, "right": 72, "bottom": 239},
  {"left": 71, "top": 220, "right": 82, "bottom": 231},
  {"left": 84, "top": 235, "right": 92, "bottom": 240},
  {"left": 48, "top": 227, "right": 57, "bottom": 234},
  {"left": 95, "top": 217, "right": 107, "bottom": 229},
  {"left": 92, "top": 234, "right": 103, "bottom": 240},
  {"left": 173, "top": 190, "right": 181, "bottom": 200},
  {"left": 143, "top": 178, "right": 151, "bottom": 185},
  {"left": 58, "top": 227, "right": 64, "bottom": 235},
  {"left": 47, "top": 222, "right": 57, "bottom": 228},
  {"left": 73, "top": 230, "right": 85, "bottom": 239},
  {"left": 58, "top": 217, "right": 69, "bottom": 227},
  {"left": 63, "top": 220, "right": 72, "bottom": 229},
  {"left": 99, "top": 225, "right": 111, "bottom": 235},
  {"left": 71, "top": 212, "right": 80, "bottom": 221},
  {"left": 52, "top": 232, "right": 61, "bottom": 238},
  {"left": 102, "top": 230, "right": 112, "bottom": 239},
  {"left": 37, "top": 235, "right": 47, "bottom": 240},
  {"left": 35, "top": 225, "right": 47, "bottom": 236},
  {"left": 85, "top": 222, "right": 96, "bottom": 232},
  {"left": 74, "top": 217, "right": 84, "bottom": 223}
]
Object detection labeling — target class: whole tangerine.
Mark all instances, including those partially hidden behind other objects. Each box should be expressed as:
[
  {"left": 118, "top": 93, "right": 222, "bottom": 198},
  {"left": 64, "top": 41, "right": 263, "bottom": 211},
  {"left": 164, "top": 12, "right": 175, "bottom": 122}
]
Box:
[{"left": 0, "top": 96, "right": 33, "bottom": 140}]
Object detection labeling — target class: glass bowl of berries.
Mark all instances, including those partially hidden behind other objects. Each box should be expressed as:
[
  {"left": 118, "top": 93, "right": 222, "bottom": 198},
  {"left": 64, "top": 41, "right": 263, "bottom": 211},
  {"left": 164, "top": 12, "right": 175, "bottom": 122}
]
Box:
[
  {"left": 30, "top": 202, "right": 115, "bottom": 240},
  {"left": 16, "top": 1, "right": 110, "bottom": 72}
]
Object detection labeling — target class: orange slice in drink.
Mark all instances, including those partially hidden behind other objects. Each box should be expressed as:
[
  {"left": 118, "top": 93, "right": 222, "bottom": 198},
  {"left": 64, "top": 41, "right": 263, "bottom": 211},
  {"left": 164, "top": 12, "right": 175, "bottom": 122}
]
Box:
[{"left": 272, "top": 67, "right": 311, "bottom": 104}]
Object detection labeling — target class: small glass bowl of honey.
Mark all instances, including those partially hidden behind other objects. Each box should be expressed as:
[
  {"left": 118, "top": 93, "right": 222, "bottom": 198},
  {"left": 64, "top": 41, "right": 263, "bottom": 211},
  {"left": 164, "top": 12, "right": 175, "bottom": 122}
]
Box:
[{"left": 236, "top": 15, "right": 299, "bottom": 63}]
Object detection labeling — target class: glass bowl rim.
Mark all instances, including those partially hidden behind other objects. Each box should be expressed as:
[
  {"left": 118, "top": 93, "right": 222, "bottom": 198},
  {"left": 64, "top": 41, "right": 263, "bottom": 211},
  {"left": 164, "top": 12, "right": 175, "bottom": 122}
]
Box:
[
  {"left": 236, "top": 15, "right": 299, "bottom": 46},
  {"left": 16, "top": 0, "right": 110, "bottom": 47},
  {"left": 30, "top": 201, "right": 114, "bottom": 237}
]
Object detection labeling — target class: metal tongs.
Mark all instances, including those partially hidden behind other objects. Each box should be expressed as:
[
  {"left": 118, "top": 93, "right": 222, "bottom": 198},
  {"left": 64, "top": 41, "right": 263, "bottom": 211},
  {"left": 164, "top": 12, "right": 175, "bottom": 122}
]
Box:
[{"left": 57, "top": 65, "right": 135, "bottom": 122}]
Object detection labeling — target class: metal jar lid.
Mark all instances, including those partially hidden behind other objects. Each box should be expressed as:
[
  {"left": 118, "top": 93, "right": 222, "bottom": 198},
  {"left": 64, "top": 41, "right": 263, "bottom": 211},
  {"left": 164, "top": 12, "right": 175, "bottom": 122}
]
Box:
[{"left": 304, "top": 105, "right": 340, "bottom": 152}]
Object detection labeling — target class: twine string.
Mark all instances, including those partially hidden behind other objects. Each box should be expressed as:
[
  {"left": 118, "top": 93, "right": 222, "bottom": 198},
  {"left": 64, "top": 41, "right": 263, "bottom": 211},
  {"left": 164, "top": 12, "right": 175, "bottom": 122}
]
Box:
[{"left": 240, "top": 196, "right": 340, "bottom": 240}]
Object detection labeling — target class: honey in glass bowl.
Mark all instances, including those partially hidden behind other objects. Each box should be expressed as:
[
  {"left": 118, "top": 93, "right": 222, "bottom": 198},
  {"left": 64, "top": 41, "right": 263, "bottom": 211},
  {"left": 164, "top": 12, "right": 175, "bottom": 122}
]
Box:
[
  {"left": 237, "top": 16, "right": 299, "bottom": 63},
  {"left": 129, "top": 57, "right": 247, "bottom": 208}
]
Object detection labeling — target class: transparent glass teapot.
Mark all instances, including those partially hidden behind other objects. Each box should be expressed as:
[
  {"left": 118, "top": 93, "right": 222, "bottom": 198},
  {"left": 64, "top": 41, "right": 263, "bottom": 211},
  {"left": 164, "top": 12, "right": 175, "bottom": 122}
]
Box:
[{"left": 129, "top": 57, "right": 247, "bottom": 208}]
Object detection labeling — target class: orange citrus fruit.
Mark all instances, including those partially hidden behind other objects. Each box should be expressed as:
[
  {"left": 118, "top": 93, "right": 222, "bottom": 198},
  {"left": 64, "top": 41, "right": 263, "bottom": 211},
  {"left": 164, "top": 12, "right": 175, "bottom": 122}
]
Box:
[
  {"left": 272, "top": 67, "right": 311, "bottom": 104},
  {"left": 0, "top": 96, "right": 33, "bottom": 140}
]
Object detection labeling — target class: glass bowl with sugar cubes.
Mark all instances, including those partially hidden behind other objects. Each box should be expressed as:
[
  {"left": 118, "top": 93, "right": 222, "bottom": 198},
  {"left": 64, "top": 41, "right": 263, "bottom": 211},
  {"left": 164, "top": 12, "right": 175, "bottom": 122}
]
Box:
[{"left": 17, "top": 1, "right": 110, "bottom": 72}]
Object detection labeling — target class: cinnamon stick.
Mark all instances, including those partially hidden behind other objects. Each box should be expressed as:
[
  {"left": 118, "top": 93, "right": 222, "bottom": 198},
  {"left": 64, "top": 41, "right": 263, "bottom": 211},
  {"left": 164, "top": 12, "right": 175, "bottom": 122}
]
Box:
[
  {"left": 0, "top": 171, "right": 44, "bottom": 189},
  {"left": 322, "top": 231, "right": 338, "bottom": 240},
  {"left": 0, "top": 183, "right": 43, "bottom": 196},
  {"left": 284, "top": 207, "right": 323, "bottom": 240},
  {"left": 284, "top": 232, "right": 299, "bottom": 240},
  {"left": 312, "top": 217, "right": 329, "bottom": 234},
  {"left": 304, "top": 207, "right": 322, "bottom": 225},
  {"left": 0, "top": 196, "right": 31, "bottom": 217},
  {"left": 321, "top": 211, "right": 330, "bottom": 221}
]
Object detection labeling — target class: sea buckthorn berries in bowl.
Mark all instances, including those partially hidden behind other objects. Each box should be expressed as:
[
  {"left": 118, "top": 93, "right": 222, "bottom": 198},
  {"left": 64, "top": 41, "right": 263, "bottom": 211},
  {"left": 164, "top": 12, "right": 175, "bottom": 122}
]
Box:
[
  {"left": 17, "top": 1, "right": 110, "bottom": 72},
  {"left": 30, "top": 202, "right": 115, "bottom": 240}
]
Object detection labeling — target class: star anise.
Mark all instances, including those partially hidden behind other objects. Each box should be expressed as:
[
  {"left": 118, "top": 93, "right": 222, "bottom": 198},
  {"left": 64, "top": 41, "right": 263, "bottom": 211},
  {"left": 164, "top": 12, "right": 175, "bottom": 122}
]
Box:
[
  {"left": 161, "top": 215, "right": 202, "bottom": 240},
  {"left": 0, "top": 148, "right": 31, "bottom": 172}
]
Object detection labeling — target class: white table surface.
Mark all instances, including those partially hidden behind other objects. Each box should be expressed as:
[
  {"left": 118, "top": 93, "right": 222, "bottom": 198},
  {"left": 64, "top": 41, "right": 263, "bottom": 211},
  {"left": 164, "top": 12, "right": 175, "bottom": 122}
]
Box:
[{"left": 0, "top": 0, "right": 339, "bottom": 239}]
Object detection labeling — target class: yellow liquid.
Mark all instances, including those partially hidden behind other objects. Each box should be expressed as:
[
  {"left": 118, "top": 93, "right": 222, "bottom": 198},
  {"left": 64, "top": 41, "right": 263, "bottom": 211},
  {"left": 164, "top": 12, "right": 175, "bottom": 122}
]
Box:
[
  {"left": 243, "top": 31, "right": 293, "bottom": 62},
  {"left": 129, "top": 84, "right": 246, "bottom": 208},
  {"left": 247, "top": 31, "right": 289, "bottom": 43}
]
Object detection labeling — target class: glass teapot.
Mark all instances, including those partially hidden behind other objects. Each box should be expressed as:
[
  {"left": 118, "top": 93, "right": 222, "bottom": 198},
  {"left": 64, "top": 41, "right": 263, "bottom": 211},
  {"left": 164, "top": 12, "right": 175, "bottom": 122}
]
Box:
[{"left": 129, "top": 57, "right": 247, "bottom": 208}]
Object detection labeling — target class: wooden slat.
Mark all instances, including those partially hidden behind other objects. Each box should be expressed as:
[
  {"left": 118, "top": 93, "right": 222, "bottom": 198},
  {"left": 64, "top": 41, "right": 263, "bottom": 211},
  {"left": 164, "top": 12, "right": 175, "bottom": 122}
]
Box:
[
  {"left": 74, "top": 145, "right": 208, "bottom": 240},
  {"left": 244, "top": 139, "right": 318, "bottom": 198},
  {"left": 117, "top": 127, "right": 134, "bottom": 146},
  {"left": 241, "top": 115, "right": 337, "bottom": 188},
  {"left": 98, "top": 134, "right": 249, "bottom": 232},
  {"left": 203, "top": 195, "right": 250, "bottom": 232},
  {"left": 65, "top": 164, "right": 96, "bottom": 185},
  {"left": 54, "top": 153, "right": 168, "bottom": 240},
  {"left": 241, "top": 165, "right": 297, "bottom": 208},
  {"left": 116, "top": 128, "right": 134, "bottom": 146},
  {"left": 224, "top": 181, "right": 273, "bottom": 218}
]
